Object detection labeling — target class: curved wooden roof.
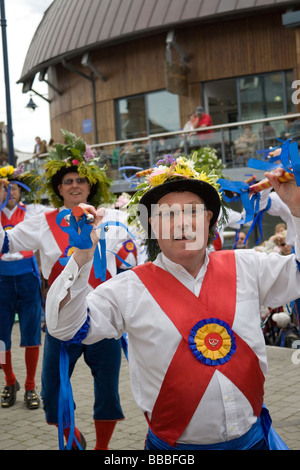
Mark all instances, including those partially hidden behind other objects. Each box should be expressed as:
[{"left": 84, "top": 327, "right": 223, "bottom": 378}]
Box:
[{"left": 18, "top": 0, "right": 298, "bottom": 88}]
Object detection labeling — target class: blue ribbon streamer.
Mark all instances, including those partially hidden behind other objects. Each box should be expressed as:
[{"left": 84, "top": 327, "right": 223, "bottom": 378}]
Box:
[
  {"left": 247, "top": 158, "right": 282, "bottom": 172},
  {"left": 244, "top": 197, "right": 272, "bottom": 245},
  {"left": 56, "top": 210, "right": 135, "bottom": 282},
  {"left": 247, "top": 139, "right": 300, "bottom": 187},
  {"left": 56, "top": 210, "right": 93, "bottom": 250},
  {"left": 217, "top": 178, "right": 257, "bottom": 224},
  {"left": 0, "top": 180, "right": 31, "bottom": 211},
  {"left": 58, "top": 316, "right": 90, "bottom": 450},
  {"left": 121, "top": 333, "right": 129, "bottom": 361},
  {"left": 118, "top": 166, "right": 143, "bottom": 182},
  {"left": 58, "top": 343, "right": 79, "bottom": 450}
]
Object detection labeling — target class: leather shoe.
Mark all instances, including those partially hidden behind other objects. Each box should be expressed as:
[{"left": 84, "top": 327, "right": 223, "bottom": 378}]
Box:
[
  {"left": 1, "top": 381, "right": 20, "bottom": 407},
  {"left": 24, "top": 390, "right": 40, "bottom": 409}
]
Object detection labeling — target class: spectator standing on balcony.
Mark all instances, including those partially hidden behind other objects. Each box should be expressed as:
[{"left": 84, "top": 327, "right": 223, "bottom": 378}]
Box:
[
  {"left": 33, "top": 136, "right": 47, "bottom": 158},
  {"left": 192, "top": 106, "right": 213, "bottom": 140}
]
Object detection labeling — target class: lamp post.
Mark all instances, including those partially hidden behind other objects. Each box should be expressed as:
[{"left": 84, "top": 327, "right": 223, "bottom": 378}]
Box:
[{"left": 0, "top": 0, "right": 15, "bottom": 165}]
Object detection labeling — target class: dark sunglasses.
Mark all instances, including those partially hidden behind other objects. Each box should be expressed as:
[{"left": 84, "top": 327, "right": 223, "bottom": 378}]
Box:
[{"left": 61, "top": 178, "right": 88, "bottom": 185}]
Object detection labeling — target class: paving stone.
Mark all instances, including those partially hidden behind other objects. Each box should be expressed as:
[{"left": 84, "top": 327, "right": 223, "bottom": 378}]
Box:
[{"left": 0, "top": 325, "right": 299, "bottom": 450}]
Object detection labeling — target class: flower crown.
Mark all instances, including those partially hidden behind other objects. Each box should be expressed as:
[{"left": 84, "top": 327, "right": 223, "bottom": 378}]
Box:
[
  {"left": 0, "top": 164, "right": 39, "bottom": 204},
  {"left": 0, "top": 164, "right": 25, "bottom": 181},
  {"left": 36, "top": 129, "right": 113, "bottom": 208},
  {"left": 127, "top": 154, "right": 222, "bottom": 230}
]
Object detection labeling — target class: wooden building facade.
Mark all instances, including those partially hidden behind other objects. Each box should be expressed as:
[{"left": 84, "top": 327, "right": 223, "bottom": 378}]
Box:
[{"left": 18, "top": 0, "right": 300, "bottom": 150}]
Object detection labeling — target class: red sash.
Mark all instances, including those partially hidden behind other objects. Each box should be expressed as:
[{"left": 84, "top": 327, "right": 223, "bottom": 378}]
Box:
[
  {"left": 0, "top": 204, "right": 33, "bottom": 259},
  {"left": 45, "top": 210, "right": 110, "bottom": 287},
  {"left": 116, "top": 240, "right": 137, "bottom": 268},
  {"left": 133, "top": 251, "right": 264, "bottom": 446},
  {"left": 212, "top": 230, "right": 222, "bottom": 251}
]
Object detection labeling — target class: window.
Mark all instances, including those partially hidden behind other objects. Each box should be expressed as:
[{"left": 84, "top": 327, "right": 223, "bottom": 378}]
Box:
[
  {"left": 116, "top": 90, "right": 180, "bottom": 140},
  {"left": 203, "top": 71, "right": 295, "bottom": 126}
]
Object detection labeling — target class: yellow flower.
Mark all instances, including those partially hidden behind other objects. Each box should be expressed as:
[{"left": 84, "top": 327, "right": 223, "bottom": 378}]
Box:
[
  {"left": 148, "top": 169, "right": 169, "bottom": 187},
  {"left": 174, "top": 164, "right": 195, "bottom": 178},
  {"left": 0, "top": 165, "right": 15, "bottom": 178}
]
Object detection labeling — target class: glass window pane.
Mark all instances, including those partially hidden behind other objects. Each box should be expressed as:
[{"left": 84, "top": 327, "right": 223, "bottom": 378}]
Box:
[
  {"left": 204, "top": 78, "right": 238, "bottom": 125},
  {"left": 263, "top": 73, "right": 285, "bottom": 117},
  {"left": 286, "top": 70, "right": 296, "bottom": 113},
  {"left": 239, "top": 75, "right": 264, "bottom": 120},
  {"left": 147, "top": 91, "right": 180, "bottom": 134},
  {"left": 117, "top": 96, "right": 147, "bottom": 140}
]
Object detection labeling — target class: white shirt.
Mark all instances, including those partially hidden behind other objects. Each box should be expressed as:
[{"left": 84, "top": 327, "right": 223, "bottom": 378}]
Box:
[
  {"left": 46, "top": 215, "right": 300, "bottom": 445},
  {"left": 0, "top": 207, "right": 137, "bottom": 280},
  {"left": 259, "top": 189, "right": 295, "bottom": 246},
  {"left": 0, "top": 203, "right": 51, "bottom": 262}
]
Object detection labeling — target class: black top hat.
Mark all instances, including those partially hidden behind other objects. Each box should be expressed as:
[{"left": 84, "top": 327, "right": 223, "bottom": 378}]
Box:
[{"left": 138, "top": 177, "right": 220, "bottom": 236}]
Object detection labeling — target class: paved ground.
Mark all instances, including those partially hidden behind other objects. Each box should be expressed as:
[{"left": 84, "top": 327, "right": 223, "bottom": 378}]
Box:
[{"left": 0, "top": 324, "right": 300, "bottom": 451}]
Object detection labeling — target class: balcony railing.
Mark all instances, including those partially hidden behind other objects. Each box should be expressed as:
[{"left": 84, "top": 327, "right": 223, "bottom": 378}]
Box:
[{"left": 23, "top": 113, "right": 300, "bottom": 192}]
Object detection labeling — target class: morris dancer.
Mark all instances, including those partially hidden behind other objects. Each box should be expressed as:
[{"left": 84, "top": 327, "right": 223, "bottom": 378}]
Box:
[
  {"left": 0, "top": 130, "right": 137, "bottom": 450},
  {"left": 0, "top": 164, "right": 47, "bottom": 409},
  {"left": 46, "top": 155, "right": 300, "bottom": 449}
]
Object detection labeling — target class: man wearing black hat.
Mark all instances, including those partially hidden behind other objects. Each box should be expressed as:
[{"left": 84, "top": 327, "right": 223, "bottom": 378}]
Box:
[
  {"left": 0, "top": 131, "right": 137, "bottom": 450},
  {"left": 192, "top": 105, "right": 213, "bottom": 140},
  {"left": 45, "top": 155, "right": 300, "bottom": 450}
]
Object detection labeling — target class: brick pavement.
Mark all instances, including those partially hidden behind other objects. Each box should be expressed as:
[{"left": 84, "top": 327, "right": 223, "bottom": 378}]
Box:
[{"left": 0, "top": 324, "right": 299, "bottom": 450}]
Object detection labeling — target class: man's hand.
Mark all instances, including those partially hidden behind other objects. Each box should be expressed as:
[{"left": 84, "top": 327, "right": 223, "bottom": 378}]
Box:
[
  {"left": 265, "top": 168, "right": 300, "bottom": 218},
  {"left": 72, "top": 203, "right": 106, "bottom": 269}
]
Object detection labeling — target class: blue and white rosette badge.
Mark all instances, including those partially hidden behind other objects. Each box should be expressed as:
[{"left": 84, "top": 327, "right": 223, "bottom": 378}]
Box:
[{"left": 189, "top": 318, "right": 236, "bottom": 366}]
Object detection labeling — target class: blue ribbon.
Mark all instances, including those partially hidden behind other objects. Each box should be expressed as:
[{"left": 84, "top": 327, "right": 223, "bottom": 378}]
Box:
[
  {"left": 247, "top": 139, "right": 300, "bottom": 186},
  {"left": 58, "top": 316, "right": 90, "bottom": 450},
  {"left": 118, "top": 166, "right": 143, "bottom": 182},
  {"left": 247, "top": 158, "right": 282, "bottom": 172},
  {"left": 244, "top": 197, "right": 272, "bottom": 245},
  {"left": 0, "top": 180, "right": 31, "bottom": 211},
  {"left": 56, "top": 210, "right": 135, "bottom": 282},
  {"left": 56, "top": 209, "right": 93, "bottom": 250},
  {"left": 121, "top": 333, "right": 129, "bottom": 361},
  {"left": 217, "top": 178, "right": 257, "bottom": 224},
  {"left": 58, "top": 343, "right": 78, "bottom": 450},
  {"left": 94, "top": 220, "right": 135, "bottom": 281},
  {"left": 218, "top": 177, "right": 272, "bottom": 244}
]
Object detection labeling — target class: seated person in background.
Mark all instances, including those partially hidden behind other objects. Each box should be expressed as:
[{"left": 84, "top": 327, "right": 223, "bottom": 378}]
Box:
[
  {"left": 234, "top": 230, "right": 249, "bottom": 249},
  {"left": 255, "top": 224, "right": 287, "bottom": 254},
  {"left": 120, "top": 141, "right": 135, "bottom": 156},
  {"left": 234, "top": 125, "right": 257, "bottom": 165}
]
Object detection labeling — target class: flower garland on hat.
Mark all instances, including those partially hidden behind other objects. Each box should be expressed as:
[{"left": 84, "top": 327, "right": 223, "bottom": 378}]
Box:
[
  {"left": 36, "top": 129, "right": 113, "bottom": 208},
  {"left": 128, "top": 154, "right": 224, "bottom": 229},
  {"left": 0, "top": 163, "right": 39, "bottom": 207},
  {"left": 127, "top": 153, "right": 228, "bottom": 260}
]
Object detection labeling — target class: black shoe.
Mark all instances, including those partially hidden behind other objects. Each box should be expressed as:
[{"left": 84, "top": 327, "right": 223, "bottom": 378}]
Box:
[
  {"left": 74, "top": 432, "right": 87, "bottom": 450},
  {"left": 24, "top": 390, "right": 40, "bottom": 409},
  {"left": 65, "top": 432, "right": 87, "bottom": 450},
  {"left": 1, "top": 381, "right": 20, "bottom": 408}
]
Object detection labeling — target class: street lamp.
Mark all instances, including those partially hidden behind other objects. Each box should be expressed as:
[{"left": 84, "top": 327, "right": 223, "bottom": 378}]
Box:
[
  {"left": 26, "top": 94, "right": 38, "bottom": 111},
  {"left": 0, "top": 0, "right": 14, "bottom": 165}
]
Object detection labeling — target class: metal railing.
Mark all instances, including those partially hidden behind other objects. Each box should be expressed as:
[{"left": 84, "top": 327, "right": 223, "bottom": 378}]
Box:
[{"left": 22, "top": 113, "right": 300, "bottom": 192}]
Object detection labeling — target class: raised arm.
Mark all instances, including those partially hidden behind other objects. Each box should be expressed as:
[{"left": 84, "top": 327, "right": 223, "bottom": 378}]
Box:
[{"left": 265, "top": 168, "right": 300, "bottom": 218}]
